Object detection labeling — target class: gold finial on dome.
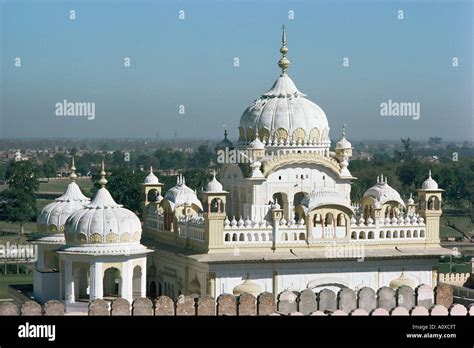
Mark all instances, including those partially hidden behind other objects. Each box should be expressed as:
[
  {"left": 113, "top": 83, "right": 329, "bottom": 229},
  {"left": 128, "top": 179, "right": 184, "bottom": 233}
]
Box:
[
  {"left": 278, "top": 25, "right": 291, "bottom": 76},
  {"left": 69, "top": 156, "right": 77, "bottom": 182},
  {"left": 99, "top": 160, "right": 108, "bottom": 187}
]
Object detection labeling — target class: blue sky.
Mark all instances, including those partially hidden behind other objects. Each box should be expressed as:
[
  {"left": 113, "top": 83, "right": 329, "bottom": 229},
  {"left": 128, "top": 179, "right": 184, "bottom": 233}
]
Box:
[{"left": 0, "top": 0, "right": 472, "bottom": 141}]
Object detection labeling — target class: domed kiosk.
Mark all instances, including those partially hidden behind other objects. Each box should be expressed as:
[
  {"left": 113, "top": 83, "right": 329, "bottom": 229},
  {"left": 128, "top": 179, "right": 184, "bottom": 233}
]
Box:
[
  {"left": 57, "top": 162, "right": 151, "bottom": 312},
  {"left": 33, "top": 157, "right": 90, "bottom": 303}
]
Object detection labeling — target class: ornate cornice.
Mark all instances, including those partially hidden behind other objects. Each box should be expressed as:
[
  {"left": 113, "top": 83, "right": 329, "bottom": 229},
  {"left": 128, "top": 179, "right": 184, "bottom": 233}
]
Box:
[{"left": 262, "top": 152, "right": 342, "bottom": 177}]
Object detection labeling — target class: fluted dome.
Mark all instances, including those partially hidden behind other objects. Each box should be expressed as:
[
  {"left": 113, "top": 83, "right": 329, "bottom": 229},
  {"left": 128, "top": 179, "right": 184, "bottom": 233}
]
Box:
[
  {"left": 144, "top": 166, "right": 159, "bottom": 185},
  {"left": 64, "top": 187, "right": 142, "bottom": 245},
  {"left": 421, "top": 170, "right": 438, "bottom": 190},
  {"left": 238, "top": 28, "right": 329, "bottom": 147},
  {"left": 164, "top": 175, "right": 203, "bottom": 211},
  {"left": 205, "top": 173, "right": 224, "bottom": 192},
  {"left": 37, "top": 178, "right": 90, "bottom": 233},
  {"left": 239, "top": 75, "right": 330, "bottom": 145},
  {"left": 389, "top": 272, "right": 416, "bottom": 289},
  {"left": 233, "top": 276, "right": 262, "bottom": 297},
  {"left": 364, "top": 176, "right": 405, "bottom": 207}
]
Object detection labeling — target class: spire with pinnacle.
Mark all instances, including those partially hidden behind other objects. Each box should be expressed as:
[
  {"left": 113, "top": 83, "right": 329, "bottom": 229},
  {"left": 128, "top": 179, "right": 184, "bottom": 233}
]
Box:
[
  {"left": 99, "top": 160, "right": 108, "bottom": 188},
  {"left": 342, "top": 124, "right": 347, "bottom": 138},
  {"left": 69, "top": 156, "right": 77, "bottom": 182},
  {"left": 278, "top": 25, "right": 290, "bottom": 76}
]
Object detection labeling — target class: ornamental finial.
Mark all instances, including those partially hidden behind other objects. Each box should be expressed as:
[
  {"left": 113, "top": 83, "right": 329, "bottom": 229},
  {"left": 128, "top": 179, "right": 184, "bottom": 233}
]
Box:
[
  {"left": 69, "top": 156, "right": 77, "bottom": 182},
  {"left": 342, "top": 124, "right": 347, "bottom": 138},
  {"left": 99, "top": 160, "right": 108, "bottom": 187},
  {"left": 278, "top": 25, "right": 290, "bottom": 76}
]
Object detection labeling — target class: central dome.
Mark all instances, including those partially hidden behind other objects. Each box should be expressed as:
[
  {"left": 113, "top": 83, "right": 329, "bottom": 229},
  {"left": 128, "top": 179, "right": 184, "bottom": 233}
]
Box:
[
  {"left": 239, "top": 75, "right": 330, "bottom": 145},
  {"left": 238, "top": 27, "right": 330, "bottom": 146}
]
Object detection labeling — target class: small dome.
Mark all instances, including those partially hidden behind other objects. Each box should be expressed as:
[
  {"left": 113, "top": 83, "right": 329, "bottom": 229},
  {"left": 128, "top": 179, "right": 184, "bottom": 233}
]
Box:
[
  {"left": 233, "top": 276, "right": 262, "bottom": 297},
  {"left": 164, "top": 174, "right": 203, "bottom": 211},
  {"left": 64, "top": 187, "right": 142, "bottom": 245},
  {"left": 407, "top": 193, "right": 415, "bottom": 205},
  {"left": 336, "top": 137, "right": 352, "bottom": 150},
  {"left": 421, "top": 170, "right": 438, "bottom": 190},
  {"left": 205, "top": 172, "right": 224, "bottom": 192},
  {"left": 216, "top": 129, "right": 234, "bottom": 150},
  {"left": 363, "top": 175, "right": 405, "bottom": 207},
  {"left": 249, "top": 136, "right": 265, "bottom": 150},
  {"left": 389, "top": 272, "right": 415, "bottom": 289},
  {"left": 144, "top": 166, "right": 159, "bottom": 185},
  {"left": 37, "top": 171, "right": 90, "bottom": 233}
]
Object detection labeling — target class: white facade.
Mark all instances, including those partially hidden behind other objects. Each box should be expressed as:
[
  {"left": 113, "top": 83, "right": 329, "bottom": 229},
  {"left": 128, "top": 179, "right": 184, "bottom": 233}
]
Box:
[{"left": 144, "top": 28, "right": 450, "bottom": 300}]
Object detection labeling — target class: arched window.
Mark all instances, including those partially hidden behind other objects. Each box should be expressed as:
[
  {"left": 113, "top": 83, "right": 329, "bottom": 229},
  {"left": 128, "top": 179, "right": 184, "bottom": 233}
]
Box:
[
  {"left": 239, "top": 233, "right": 245, "bottom": 241},
  {"left": 368, "top": 231, "right": 374, "bottom": 239},
  {"left": 254, "top": 233, "right": 259, "bottom": 241},
  {"left": 386, "top": 230, "right": 391, "bottom": 238},
  {"left": 420, "top": 230, "right": 425, "bottom": 237},
  {"left": 232, "top": 234, "right": 237, "bottom": 242},
  {"left": 413, "top": 230, "right": 418, "bottom": 238},
  {"left": 393, "top": 231, "right": 398, "bottom": 238},
  {"left": 325, "top": 213, "right": 334, "bottom": 225},
  {"left": 400, "top": 230, "right": 405, "bottom": 238},
  {"left": 313, "top": 214, "right": 322, "bottom": 227},
  {"left": 359, "top": 231, "right": 366, "bottom": 240},
  {"left": 299, "top": 232, "right": 305, "bottom": 240},
  {"left": 209, "top": 198, "right": 221, "bottom": 213},
  {"left": 283, "top": 233, "right": 288, "bottom": 241},
  {"left": 225, "top": 233, "right": 230, "bottom": 242},
  {"left": 147, "top": 189, "right": 158, "bottom": 203},
  {"left": 379, "top": 231, "right": 384, "bottom": 238},
  {"left": 407, "top": 230, "right": 412, "bottom": 238},
  {"left": 132, "top": 265, "right": 143, "bottom": 298},
  {"left": 428, "top": 196, "right": 440, "bottom": 210},
  {"left": 351, "top": 232, "right": 357, "bottom": 240},
  {"left": 337, "top": 213, "right": 346, "bottom": 226},
  {"left": 247, "top": 233, "right": 252, "bottom": 241},
  {"left": 103, "top": 267, "right": 121, "bottom": 297}
]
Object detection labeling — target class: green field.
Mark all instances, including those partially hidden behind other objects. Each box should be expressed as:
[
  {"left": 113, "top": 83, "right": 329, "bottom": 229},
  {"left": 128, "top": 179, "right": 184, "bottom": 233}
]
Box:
[
  {"left": 38, "top": 178, "right": 93, "bottom": 194},
  {"left": 0, "top": 221, "right": 37, "bottom": 235},
  {"left": 440, "top": 216, "right": 474, "bottom": 240},
  {"left": 0, "top": 274, "right": 33, "bottom": 299}
]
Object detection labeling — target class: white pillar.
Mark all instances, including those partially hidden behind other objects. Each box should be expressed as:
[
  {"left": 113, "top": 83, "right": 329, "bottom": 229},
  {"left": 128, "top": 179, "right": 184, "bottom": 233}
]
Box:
[
  {"left": 65, "top": 258, "right": 74, "bottom": 303},
  {"left": 140, "top": 260, "right": 147, "bottom": 298},
  {"left": 89, "top": 262, "right": 103, "bottom": 300},
  {"left": 121, "top": 261, "right": 133, "bottom": 303}
]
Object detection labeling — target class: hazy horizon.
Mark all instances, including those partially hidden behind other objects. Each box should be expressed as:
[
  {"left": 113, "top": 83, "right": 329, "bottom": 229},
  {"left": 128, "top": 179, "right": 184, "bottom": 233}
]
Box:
[{"left": 1, "top": 0, "right": 472, "bottom": 141}]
